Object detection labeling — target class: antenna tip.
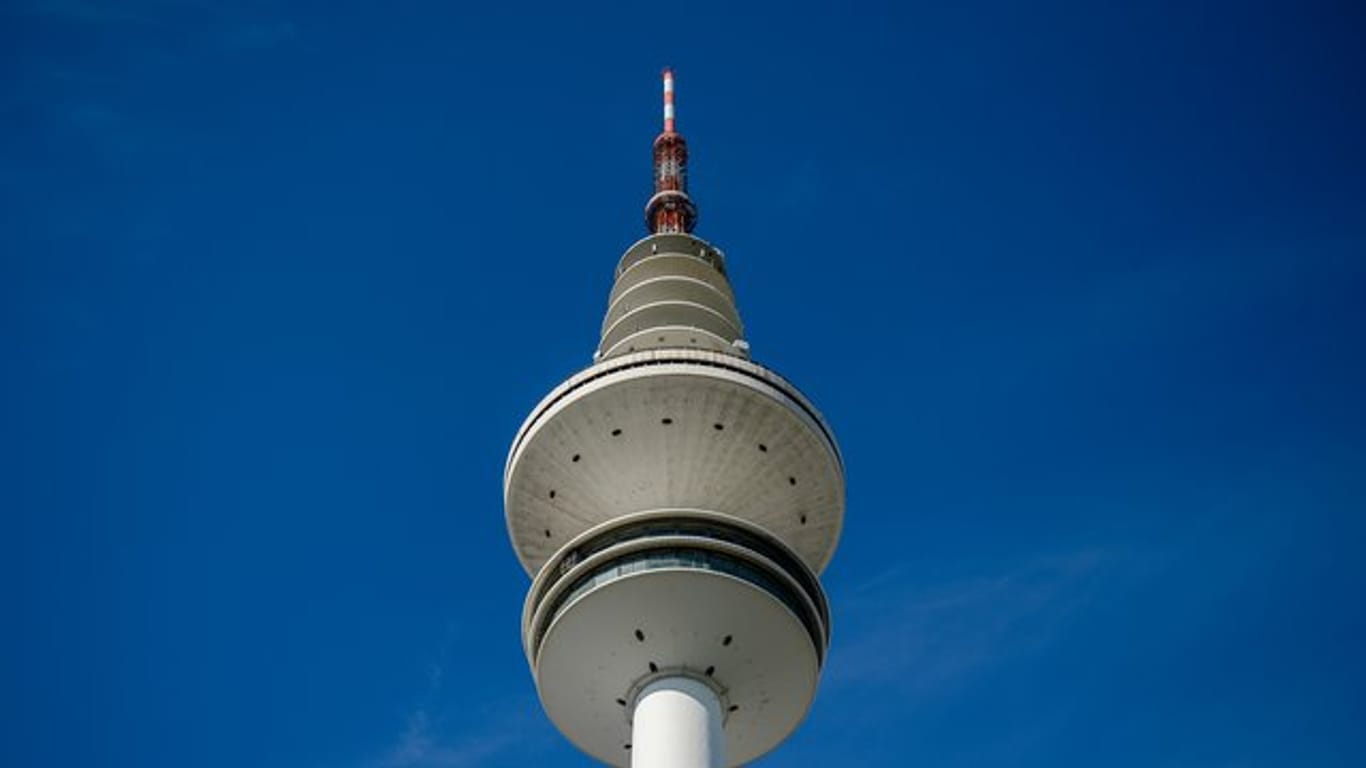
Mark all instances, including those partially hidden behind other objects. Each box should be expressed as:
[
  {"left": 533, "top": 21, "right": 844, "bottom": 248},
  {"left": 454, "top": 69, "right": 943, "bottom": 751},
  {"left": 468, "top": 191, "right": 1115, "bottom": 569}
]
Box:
[{"left": 662, "top": 67, "right": 676, "bottom": 132}]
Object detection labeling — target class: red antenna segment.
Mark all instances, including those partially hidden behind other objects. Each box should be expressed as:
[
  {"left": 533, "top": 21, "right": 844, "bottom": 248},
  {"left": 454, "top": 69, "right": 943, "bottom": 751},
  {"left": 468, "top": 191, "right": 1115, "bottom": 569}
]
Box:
[{"left": 645, "top": 68, "right": 698, "bottom": 234}]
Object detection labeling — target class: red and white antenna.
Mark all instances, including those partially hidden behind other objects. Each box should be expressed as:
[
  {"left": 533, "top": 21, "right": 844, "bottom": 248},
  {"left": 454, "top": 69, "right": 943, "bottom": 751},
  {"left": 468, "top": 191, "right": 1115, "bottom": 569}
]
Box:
[
  {"left": 645, "top": 67, "right": 698, "bottom": 234},
  {"left": 663, "top": 68, "right": 676, "bottom": 133}
]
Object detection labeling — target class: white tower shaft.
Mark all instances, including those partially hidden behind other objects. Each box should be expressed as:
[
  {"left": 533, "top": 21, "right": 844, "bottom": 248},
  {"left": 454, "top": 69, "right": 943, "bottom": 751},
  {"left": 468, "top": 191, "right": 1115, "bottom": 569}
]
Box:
[{"left": 631, "top": 676, "right": 723, "bottom": 768}]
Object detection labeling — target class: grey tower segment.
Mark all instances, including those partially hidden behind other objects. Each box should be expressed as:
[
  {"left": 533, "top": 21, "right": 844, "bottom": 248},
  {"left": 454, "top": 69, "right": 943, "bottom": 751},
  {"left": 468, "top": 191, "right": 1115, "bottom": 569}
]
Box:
[{"left": 598, "top": 233, "right": 745, "bottom": 360}]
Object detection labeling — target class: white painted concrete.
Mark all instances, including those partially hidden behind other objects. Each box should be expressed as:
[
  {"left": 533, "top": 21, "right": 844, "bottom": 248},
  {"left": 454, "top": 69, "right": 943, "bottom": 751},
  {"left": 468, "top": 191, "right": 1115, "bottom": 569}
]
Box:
[{"left": 631, "top": 676, "right": 723, "bottom": 768}]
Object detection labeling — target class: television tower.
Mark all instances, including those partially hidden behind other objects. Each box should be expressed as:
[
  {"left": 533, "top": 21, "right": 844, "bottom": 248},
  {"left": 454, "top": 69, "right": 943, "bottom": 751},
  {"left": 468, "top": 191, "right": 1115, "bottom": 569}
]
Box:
[{"left": 505, "top": 69, "right": 845, "bottom": 768}]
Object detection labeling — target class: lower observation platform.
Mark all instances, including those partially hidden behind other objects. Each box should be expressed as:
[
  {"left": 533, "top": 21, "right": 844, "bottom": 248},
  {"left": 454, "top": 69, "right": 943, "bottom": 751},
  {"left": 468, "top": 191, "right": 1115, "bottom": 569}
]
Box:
[{"left": 524, "top": 510, "right": 829, "bottom": 767}]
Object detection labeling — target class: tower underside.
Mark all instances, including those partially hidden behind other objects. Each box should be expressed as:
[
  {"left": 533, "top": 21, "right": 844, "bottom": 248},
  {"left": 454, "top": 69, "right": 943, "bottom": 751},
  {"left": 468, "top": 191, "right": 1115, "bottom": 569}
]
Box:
[{"left": 522, "top": 510, "right": 829, "bottom": 766}]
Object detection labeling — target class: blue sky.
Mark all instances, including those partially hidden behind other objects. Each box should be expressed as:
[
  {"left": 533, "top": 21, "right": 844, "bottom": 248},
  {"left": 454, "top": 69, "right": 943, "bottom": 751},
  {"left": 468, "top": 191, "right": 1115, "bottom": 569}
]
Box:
[{"left": 4, "top": 1, "right": 1364, "bottom": 766}]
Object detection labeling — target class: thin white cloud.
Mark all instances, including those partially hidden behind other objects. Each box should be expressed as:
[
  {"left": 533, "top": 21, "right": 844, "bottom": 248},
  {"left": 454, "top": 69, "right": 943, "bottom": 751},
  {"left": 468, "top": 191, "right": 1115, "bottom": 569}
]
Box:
[
  {"left": 366, "top": 622, "right": 548, "bottom": 768},
  {"left": 375, "top": 709, "right": 525, "bottom": 768},
  {"left": 827, "top": 548, "right": 1123, "bottom": 697}
]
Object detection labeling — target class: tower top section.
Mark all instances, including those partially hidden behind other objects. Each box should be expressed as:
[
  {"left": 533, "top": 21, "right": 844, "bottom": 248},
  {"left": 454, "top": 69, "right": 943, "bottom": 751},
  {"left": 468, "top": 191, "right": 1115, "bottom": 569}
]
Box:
[{"left": 646, "top": 68, "right": 698, "bottom": 234}]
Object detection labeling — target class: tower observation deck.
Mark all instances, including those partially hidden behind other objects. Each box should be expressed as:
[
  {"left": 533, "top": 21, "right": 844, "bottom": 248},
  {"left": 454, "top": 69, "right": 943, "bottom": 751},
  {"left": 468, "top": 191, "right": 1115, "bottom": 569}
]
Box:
[{"left": 505, "top": 70, "right": 845, "bottom": 768}]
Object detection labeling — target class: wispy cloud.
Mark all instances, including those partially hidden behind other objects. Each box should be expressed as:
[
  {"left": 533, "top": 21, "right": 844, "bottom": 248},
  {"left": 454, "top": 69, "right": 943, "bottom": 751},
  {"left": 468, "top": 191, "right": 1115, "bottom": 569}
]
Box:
[
  {"left": 827, "top": 548, "right": 1128, "bottom": 697},
  {"left": 375, "top": 709, "right": 528, "bottom": 768},
  {"left": 366, "top": 624, "right": 548, "bottom": 768}
]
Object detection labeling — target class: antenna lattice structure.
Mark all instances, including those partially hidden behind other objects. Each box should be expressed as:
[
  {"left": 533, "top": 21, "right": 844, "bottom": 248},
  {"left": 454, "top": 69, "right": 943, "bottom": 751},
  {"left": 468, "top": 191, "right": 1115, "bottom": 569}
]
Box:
[{"left": 646, "top": 69, "right": 698, "bottom": 235}]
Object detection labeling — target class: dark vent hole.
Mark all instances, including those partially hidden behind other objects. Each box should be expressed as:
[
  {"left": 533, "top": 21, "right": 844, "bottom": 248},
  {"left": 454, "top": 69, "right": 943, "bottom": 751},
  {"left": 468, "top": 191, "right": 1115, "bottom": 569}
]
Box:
[
  {"left": 648, "top": 662, "right": 658, "bottom": 673},
  {"left": 616, "top": 698, "right": 627, "bottom": 707},
  {"left": 758, "top": 444, "right": 768, "bottom": 452},
  {"left": 661, "top": 418, "right": 673, "bottom": 425},
  {"left": 789, "top": 476, "right": 797, "bottom": 486},
  {"left": 713, "top": 423, "right": 724, "bottom": 431},
  {"left": 625, "top": 744, "right": 632, "bottom": 750},
  {"left": 611, "top": 428, "right": 622, "bottom": 437},
  {"left": 722, "top": 635, "right": 733, "bottom": 646},
  {"left": 800, "top": 514, "right": 808, "bottom": 525},
  {"left": 571, "top": 454, "right": 580, "bottom": 462},
  {"left": 543, "top": 529, "right": 551, "bottom": 538},
  {"left": 728, "top": 705, "right": 739, "bottom": 713},
  {"left": 705, "top": 666, "right": 715, "bottom": 677},
  {"left": 548, "top": 490, "right": 556, "bottom": 499},
  {"left": 634, "top": 629, "right": 645, "bottom": 642}
]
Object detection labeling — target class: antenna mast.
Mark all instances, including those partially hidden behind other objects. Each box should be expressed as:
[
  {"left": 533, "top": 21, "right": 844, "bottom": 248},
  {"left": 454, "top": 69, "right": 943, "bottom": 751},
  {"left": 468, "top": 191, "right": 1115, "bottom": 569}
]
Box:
[{"left": 645, "top": 68, "right": 698, "bottom": 234}]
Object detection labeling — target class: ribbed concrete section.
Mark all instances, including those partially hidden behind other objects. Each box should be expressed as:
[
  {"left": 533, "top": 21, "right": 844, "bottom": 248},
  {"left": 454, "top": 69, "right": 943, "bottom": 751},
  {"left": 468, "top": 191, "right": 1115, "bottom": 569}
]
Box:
[{"left": 598, "top": 234, "right": 745, "bottom": 360}]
